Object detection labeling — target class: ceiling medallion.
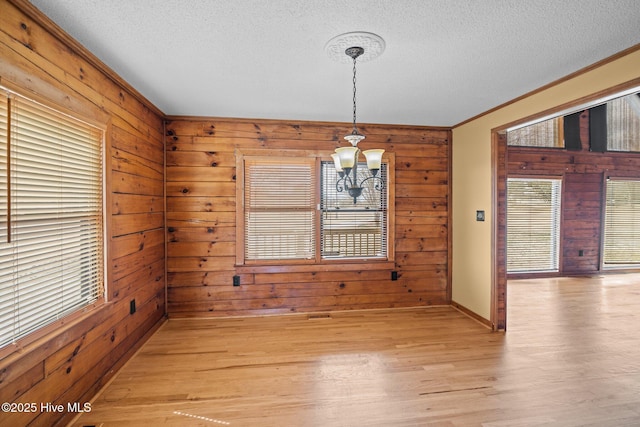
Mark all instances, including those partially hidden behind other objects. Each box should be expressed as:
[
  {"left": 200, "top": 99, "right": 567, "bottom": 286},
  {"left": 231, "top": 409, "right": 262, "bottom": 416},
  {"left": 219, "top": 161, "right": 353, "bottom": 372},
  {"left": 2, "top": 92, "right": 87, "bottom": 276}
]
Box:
[{"left": 324, "top": 31, "right": 386, "bottom": 64}]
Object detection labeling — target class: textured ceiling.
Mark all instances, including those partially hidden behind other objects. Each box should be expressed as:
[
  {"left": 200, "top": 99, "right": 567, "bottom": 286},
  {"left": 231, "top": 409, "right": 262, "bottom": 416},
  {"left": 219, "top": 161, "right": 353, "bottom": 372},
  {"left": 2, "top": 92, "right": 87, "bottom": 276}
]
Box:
[{"left": 29, "top": 0, "right": 640, "bottom": 127}]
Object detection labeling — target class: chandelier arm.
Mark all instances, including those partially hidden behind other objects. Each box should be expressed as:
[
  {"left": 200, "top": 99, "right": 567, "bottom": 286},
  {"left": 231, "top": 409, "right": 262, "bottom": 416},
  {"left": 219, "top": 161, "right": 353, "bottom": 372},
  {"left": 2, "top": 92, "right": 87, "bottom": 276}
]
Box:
[
  {"left": 358, "top": 175, "right": 385, "bottom": 191},
  {"left": 336, "top": 174, "right": 356, "bottom": 193},
  {"left": 344, "top": 174, "right": 353, "bottom": 190}
]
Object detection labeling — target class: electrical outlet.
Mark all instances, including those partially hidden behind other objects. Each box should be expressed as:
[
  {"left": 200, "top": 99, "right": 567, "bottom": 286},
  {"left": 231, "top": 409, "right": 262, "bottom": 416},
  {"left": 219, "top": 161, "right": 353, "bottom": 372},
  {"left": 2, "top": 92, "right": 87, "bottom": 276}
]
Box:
[
  {"left": 391, "top": 271, "right": 398, "bottom": 281},
  {"left": 233, "top": 275, "right": 241, "bottom": 286},
  {"left": 578, "top": 250, "right": 584, "bottom": 257},
  {"left": 476, "top": 210, "right": 485, "bottom": 222},
  {"left": 129, "top": 299, "right": 136, "bottom": 315}
]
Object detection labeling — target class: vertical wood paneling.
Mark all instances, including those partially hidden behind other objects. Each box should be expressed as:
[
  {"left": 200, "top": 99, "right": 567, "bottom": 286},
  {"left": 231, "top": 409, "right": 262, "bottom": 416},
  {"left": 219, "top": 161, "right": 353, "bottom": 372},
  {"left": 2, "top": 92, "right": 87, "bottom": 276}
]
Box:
[
  {"left": 0, "top": 1, "right": 165, "bottom": 425},
  {"left": 505, "top": 146, "right": 640, "bottom": 276},
  {"left": 166, "top": 118, "right": 451, "bottom": 317},
  {"left": 562, "top": 173, "right": 603, "bottom": 273}
]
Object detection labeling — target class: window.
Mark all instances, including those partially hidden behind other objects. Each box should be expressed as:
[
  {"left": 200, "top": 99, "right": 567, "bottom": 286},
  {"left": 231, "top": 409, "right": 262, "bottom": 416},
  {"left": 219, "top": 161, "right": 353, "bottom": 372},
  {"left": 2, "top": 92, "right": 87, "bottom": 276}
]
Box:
[
  {"left": 606, "top": 94, "right": 640, "bottom": 152},
  {"left": 0, "top": 87, "right": 104, "bottom": 349},
  {"left": 506, "top": 177, "right": 562, "bottom": 273},
  {"left": 238, "top": 151, "right": 391, "bottom": 264},
  {"left": 243, "top": 157, "right": 316, "bottom": 261},
  {"left": 603, "top": 179, "right": 640, "bottom": 267},
  {"left": 507, "top": 117, "right": 564, "bottom": 148},
  {"left": 320, "top": 161, "right": 387, "bottom": 258}
]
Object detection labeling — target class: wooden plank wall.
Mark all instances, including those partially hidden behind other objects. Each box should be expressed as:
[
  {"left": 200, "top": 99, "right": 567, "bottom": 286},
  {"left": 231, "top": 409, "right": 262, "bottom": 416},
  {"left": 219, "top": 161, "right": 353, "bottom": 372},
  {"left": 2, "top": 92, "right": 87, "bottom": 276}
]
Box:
[
  {"left": 506, "top": 111, "right": 640, "bottom": 275},
  {"left": 0, "top": 1, "right": 165, "bottom": 425},
  {"left": 165, "top": 118, "right": 451, "bottom": 317}
]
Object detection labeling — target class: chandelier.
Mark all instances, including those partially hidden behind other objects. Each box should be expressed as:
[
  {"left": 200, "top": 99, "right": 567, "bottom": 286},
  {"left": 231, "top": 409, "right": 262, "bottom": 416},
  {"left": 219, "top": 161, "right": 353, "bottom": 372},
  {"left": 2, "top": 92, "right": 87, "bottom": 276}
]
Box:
[{"left": 326, "top": 32, "right": 386, "bottom": 203}]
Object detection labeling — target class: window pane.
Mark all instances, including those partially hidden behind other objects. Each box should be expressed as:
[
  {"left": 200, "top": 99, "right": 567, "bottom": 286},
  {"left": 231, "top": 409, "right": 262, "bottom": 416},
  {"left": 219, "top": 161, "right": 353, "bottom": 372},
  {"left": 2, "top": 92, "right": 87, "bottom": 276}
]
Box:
[
  {"left": 606, "top": 93, "right": 640, "bottom": 152},
  {"left": 507, "top": 117, "right": 564, "bottom": 148},
  {"left": 603, "top": 179, "right": 640, "bottom": 266},
  {"left": 244, "top": 158, "right": 315, "bottom": 260},
  {"left": 321, "top": 162, "right": 387, "bottom": 259},
  {"left": 507, "top": 178, "right": 562, "bottom": 273}
]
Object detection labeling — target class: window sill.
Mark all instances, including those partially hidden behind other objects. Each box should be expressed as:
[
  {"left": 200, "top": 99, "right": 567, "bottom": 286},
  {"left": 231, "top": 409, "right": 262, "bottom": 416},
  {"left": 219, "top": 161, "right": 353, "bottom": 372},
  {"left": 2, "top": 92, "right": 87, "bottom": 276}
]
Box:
[
  {"left": 235, "top": 260, "right": 395, "bottom": 274},
  {"left": 0, "top": 298, "right": 107, "bottom": 362}
]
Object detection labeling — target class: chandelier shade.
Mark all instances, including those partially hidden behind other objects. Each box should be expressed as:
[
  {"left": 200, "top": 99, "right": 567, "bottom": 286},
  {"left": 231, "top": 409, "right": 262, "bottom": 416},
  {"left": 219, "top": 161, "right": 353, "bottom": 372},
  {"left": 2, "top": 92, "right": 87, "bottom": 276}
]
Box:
[
  {"left": 334, "top": 146, "right": 358, "bottom": 170},
  {"left": 362, "top": 149, "right": 384, "bottom": 172}
]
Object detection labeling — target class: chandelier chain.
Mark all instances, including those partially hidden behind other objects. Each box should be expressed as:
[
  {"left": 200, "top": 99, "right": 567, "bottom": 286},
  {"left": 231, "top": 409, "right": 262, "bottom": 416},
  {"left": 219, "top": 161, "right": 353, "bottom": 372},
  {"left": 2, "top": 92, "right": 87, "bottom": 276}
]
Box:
[{"left": 352, "top": 55, "right": 358, "bottom": 132}]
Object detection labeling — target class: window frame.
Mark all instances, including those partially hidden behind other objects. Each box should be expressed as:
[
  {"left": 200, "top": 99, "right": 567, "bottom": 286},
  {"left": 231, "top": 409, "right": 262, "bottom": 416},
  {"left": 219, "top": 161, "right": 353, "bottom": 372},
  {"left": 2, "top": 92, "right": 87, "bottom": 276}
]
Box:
[
  {"left": 0, "top": 83, "right": 108, "bottom": 355},
  {"left": 235, "top": 148, "right": 395, "bottom": 271}
]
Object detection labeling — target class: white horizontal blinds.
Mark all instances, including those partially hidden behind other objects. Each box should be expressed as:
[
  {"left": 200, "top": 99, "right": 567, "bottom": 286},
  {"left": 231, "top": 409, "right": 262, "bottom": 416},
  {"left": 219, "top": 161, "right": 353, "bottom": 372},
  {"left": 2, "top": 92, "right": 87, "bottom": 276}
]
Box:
[
  {"left": 0, "top": 90, "right": 8, "bottom": 244},
  {"left": 0, "top": 89, "right": 104, "bottom": 349},
  {"left": 507, "top": 117, "right": 563, "bottom": 148},
  {"left": 506, "top": 178, "right": 562, "bottom": 273},
  {"left": 603, "top": 179, "right": 640, "bottom": 266},
  {"left": 244, "top": 157, "right": 315, "bottom": 260},
  {"left": 320, "top": 162, "right": 387, "bottom": 258},
  {"left": 606, "top": 94, "right": 640, "bottom": 152}
]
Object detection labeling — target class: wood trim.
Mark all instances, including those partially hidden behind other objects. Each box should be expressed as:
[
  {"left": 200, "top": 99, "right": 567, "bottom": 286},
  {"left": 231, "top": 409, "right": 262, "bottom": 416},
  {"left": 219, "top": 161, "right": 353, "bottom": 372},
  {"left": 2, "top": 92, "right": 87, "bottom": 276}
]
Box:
[
  {"left": 455, "top": 44, "right": 640, "bottom": 128},
  {"left": 314, "top": 156, "right": 322, "bottom": 264},
  {"left": 508, "top": 271, "right": 563, "bottom": 280},
  {"left": 0, "top": 299, "right": 107, "bottom": 363},
  {"left": 558, "top": 175, "right": 567, "bottom": 274},
  {"left": 163, "top": 120, "right": 168, "bottom": 314},
  {"left": 507, "top": 173, "right": 564, "bottom": 180},
  {"left": 0, "top": 79, "right": 110, "bottom": 127},
  {"left": 492, "top": 131, "right": 508, "bottom": 331},
  {"left": 555, "top": 116, "right": 565, "bottom": 148},
  {"left": 490, "top": 131, "right": 498, "bottom": 330},
  {"left": 451, "top": 300, "right": 492, "bottom": 329},
  {"left": 6, "top": 0, "right": 164, "bottom": 118},
  {"left": 235, "top": 261, "right": 396, "bottom": 274},
  {"left": 385, "top": 152, "right": 396, "bottom": 264},
  {"left": 103, "top": 119, "right": 114, "bottom": 302},
  {"left": 235, "top": 149, "right": 246, "bottom": 265},
  {"left": 165, "top": 115, "right": 451, "bottom": 132},
  {"left": 491, "top": 78, "right": 640, "bottom": 134},
  {"left": 447, "top": 130, "right": 453, "bottom": 303},
  {"left": 604, "top": 174, "right": 640, "bottom": 180}
]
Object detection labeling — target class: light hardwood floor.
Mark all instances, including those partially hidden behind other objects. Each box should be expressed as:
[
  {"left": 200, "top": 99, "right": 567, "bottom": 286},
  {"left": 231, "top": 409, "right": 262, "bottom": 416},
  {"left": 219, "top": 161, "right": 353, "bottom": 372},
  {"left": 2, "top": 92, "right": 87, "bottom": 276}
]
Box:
[{"left": 71, "top": 274, "right": 640, "bottom": 426}]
